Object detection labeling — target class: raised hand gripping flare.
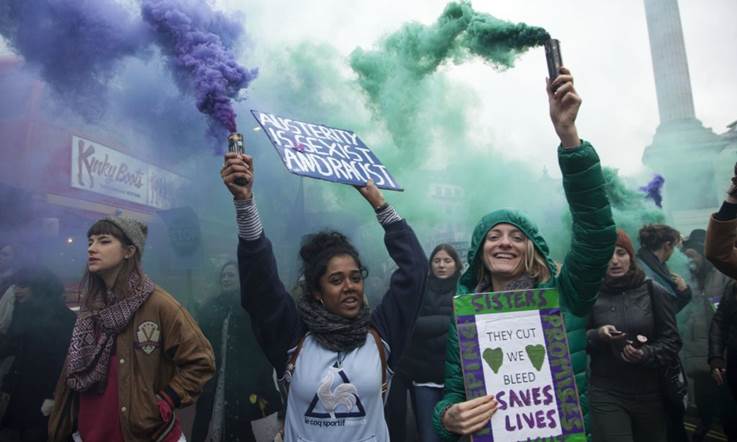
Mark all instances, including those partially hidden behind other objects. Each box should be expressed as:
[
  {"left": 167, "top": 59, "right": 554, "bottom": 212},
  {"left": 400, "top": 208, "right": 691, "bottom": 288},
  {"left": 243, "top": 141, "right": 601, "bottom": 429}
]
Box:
[{"left": 227, "top": 132, "right": 248, "bottom": 186}]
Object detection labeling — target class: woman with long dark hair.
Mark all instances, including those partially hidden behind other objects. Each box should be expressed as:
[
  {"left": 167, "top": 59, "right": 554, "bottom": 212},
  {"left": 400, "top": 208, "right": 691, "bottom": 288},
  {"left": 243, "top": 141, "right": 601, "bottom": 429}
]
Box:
[
  {"left": 587, "top": 230, "right": 681, "bottom": 442},
  {"left": 49, "top": 216, "right": 215, "bottom": 442},
  {"left": 220, "top": 153, "right": 427, "bottom": 441},
  {"left": 401, "top": 244, "right": 462, "bottom": 442}
]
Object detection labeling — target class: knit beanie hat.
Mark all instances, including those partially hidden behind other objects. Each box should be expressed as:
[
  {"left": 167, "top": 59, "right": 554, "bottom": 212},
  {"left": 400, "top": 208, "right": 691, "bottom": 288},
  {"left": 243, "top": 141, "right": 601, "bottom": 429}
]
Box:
[
  {"left": 104, "top": 216, "right": 147, "bottom": 256},
  {"left": 682, "top": 229, "right": 706, "bottom": 256},
  {"left": 616, "top": 229, "right": 635, "bottom": 261}
]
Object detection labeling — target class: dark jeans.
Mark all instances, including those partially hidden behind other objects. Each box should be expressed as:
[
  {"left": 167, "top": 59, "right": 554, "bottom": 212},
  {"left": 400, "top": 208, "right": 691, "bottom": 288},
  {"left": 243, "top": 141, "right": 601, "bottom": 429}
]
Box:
[
  {"left": 385, "top": 371, "right": 411, "bottom": 442},
  {"left": 410, "top": 385, "right": 443, "bottom": 442},
  {"left": 664, "top": 399, "right": 688, "bottom": 442},
  {"left": 589, "top": 384, "right": 667, "bottom": 442},
  {"left": 693, "top": 372, "right": 737, "bottom": 440},
  {"left": 729, "top": 349, "right": 737, "bottom": 401},
  {"left": 0, "top": 427, "right": 47, "bottom": 442}
]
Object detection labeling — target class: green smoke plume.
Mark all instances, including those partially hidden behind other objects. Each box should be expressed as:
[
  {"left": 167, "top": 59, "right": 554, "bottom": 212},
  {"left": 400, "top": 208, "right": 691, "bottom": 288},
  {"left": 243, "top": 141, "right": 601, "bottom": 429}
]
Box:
[
  {"left": 239, "top": 4, "right": 696, "bottom": 297},
  {"left": 349, "top": 1, "right": 549, "bottom": 165}
]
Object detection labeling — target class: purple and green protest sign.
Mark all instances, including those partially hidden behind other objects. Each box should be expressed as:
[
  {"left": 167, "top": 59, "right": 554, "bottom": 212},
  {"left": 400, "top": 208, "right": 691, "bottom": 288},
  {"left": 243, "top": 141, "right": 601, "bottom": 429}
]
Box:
[
  {"left": 250, "top": 110, "right": 402, "bottom": 191},
  {"left": 454, "top": 289, "right": 586, "bottom": 442}
]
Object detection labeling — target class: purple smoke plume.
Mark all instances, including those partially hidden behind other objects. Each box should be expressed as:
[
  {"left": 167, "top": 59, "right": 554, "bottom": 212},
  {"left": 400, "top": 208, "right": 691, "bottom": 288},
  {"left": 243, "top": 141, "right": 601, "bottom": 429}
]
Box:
[
  {"left": 640, "top": 174, "right": 665, "bottom": 208},
  {"left": 0, "top": 0, "right": 149, "bottom": 119},
  {"left": 141, "top": 0, "right": 258, "bottom": 146}
]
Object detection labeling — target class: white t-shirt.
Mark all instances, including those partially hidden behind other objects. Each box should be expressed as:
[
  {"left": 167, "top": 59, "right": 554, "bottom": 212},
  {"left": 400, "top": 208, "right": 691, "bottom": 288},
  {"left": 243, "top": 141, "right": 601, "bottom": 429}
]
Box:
[{"left": 284, "top": 334, "right": 389, "bottom": 442}]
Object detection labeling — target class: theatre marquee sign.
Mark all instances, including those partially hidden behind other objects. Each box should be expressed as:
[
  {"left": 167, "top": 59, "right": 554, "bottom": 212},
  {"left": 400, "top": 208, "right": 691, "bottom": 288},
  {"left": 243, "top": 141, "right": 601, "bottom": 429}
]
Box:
[{"left": 70, "top": 135, "right": 186, "bottom": 210}]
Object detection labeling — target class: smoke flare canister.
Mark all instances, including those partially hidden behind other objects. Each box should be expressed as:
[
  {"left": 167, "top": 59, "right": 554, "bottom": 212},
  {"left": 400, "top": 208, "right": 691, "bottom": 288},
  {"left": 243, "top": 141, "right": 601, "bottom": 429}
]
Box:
[
  {"left": 544, "top": 38, "right": 563, "bottom": 81},
  {"left": 632, "top": 335, "right": 648, "bottom": 349},
  {"left": 227, "top": 133, "right": 248, "bottom": 186}
]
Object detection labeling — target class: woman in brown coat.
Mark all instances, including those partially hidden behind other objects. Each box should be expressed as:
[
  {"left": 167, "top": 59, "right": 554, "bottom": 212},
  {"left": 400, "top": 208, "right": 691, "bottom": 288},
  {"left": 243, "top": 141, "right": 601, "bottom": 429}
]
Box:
[{"left": 48, "top": 216, "right": 215, "bottom": 442}]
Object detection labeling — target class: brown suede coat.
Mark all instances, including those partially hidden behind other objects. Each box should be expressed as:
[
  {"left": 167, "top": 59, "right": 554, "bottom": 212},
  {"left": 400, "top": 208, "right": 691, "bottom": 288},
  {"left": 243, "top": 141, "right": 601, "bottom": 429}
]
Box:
[
  {"left": 706, "top": 216, "right": 737, "bottom": 280},
  {"left": 48, "top": 287, "right": 215, "bottom": 442}
]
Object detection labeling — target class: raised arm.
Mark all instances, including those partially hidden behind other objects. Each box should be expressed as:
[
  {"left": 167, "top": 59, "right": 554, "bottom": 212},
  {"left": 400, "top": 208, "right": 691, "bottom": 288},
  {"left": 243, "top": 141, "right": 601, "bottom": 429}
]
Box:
[
  {"left": 222, "top": 152, "right": 303, "bottom": 376},
  {"left": 548, "top": 68, "right": 616, "bottom": 316},
  {"left": 360, "top": 182, "right": 428, "bottom": 369}
]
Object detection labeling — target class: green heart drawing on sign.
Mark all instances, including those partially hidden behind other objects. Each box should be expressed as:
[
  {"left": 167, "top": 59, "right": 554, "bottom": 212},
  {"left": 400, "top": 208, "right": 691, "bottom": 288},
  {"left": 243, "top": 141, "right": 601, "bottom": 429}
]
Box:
[
  {"left": 526, "top": 344, "right": 546, "bottom": 371},
  {"left": 483, "top": 347, "right": 503, "bottom": 374}
]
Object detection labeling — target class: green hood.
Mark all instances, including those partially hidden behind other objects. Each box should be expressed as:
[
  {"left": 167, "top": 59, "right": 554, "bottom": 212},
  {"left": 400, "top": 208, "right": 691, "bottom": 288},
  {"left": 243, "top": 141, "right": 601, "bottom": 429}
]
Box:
[{"left": 459, "top": 209, "right": 557, "bottom": 294}]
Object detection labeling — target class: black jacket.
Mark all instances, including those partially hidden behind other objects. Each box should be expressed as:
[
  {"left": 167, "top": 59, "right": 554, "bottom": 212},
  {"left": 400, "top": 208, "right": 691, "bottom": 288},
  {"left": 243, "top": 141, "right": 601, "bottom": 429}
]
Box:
[
  {"left": 402, "top": 274, "right": 458, "bottom": 384},
  {"left": 587, "top": 280, "right": 682, "bottom": 394},
  {"left": 709, "top": 286, "right": 737, "bottom": 367},
  {"left": 191, "top": 291, "right": 281, "bottom": 441},
  {"left": 0, "top": 299, "right": 75, "bottom": 429}
]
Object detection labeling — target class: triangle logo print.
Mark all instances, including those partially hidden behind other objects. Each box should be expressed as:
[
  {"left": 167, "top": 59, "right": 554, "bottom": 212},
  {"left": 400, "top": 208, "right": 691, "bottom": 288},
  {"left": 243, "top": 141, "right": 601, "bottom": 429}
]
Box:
[{"left": 305, "top": 367, "right": 366, "bottom": 419}]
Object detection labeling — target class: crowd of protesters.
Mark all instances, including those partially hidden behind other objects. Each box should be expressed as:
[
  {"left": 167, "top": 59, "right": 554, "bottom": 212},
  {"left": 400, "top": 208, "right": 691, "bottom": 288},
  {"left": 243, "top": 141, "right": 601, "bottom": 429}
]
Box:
[{"left": 0, "top": 67, "right": 736, "bottom": 442}]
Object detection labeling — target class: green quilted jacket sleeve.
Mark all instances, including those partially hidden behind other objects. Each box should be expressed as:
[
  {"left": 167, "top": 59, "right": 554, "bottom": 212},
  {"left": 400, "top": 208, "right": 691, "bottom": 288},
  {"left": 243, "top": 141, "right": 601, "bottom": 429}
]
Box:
[
  {"left": 556, "top": 141, "right": 617, "bottom": 317},
  {"left": 432, "top": 319, "right": 464, "bottom": 441}
]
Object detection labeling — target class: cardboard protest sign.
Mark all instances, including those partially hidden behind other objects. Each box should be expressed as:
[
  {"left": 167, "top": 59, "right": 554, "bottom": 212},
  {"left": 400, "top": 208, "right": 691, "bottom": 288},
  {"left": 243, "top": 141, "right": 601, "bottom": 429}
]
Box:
[
  {"left": 454, "top": 289, "right": 586, "bottom": 442},
  {"left": 250, "top": 110, "right": 402, "bottom": 191}
]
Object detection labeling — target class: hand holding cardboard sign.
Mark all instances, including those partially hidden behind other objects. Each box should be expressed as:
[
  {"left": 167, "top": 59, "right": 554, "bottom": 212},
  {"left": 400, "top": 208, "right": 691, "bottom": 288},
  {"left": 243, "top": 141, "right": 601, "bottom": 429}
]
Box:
[
  {"left": 221, "top": 152, "right": 254, "bottom": 201},
  {"left": 355, "top": 179, "right": 386, "bottom": 210},
  {"left": 441, "top": 394, "right": 498, "bottom": 436}
]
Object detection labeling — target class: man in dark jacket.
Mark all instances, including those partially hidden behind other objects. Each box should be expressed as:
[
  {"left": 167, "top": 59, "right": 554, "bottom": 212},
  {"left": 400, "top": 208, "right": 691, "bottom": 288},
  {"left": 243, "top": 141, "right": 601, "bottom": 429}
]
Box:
[
  {"left": 680, "top": 230, "right": 737, "bottom": 441},
  {"left": 0, "top": 267, "right": 75, "bottom": 442},
  {"left": 707, "top": 162, "right": 737, "bottom": 404}
]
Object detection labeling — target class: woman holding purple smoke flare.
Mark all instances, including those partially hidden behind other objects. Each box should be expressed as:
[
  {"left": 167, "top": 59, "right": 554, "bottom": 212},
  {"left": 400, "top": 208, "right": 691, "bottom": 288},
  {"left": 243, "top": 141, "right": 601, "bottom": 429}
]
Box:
[{"left": 220, "top": 146, "right": 428, "bottom": 441}]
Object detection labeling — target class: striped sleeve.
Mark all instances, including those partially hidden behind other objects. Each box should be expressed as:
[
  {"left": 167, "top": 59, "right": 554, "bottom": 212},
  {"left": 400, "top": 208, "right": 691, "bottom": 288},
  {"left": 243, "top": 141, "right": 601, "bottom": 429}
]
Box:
[
  {"left": 234, "top": 198, "right": 263, "bottom": 240},
  {"left": 376, "top": 204, "right": 402, "bottom": 226}
]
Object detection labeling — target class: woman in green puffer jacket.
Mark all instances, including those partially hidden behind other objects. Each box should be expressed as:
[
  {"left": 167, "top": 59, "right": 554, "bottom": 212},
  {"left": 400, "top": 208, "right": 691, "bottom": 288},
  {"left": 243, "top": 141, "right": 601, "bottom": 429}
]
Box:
[{"left": 432, "top": 67, "right": 617, "bottom": 441}]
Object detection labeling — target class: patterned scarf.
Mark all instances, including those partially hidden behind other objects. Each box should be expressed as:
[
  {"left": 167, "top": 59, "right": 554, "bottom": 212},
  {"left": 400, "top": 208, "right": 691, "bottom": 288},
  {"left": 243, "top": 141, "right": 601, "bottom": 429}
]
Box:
[
  {"left": 296, "top": 294, "right": 371, "bottom": 353},
  {"left": 474, "top": 273, "right": 535, "bottom": 292},
  {"left": 66, "top": 272, "right": 154, "bottom": 392}
]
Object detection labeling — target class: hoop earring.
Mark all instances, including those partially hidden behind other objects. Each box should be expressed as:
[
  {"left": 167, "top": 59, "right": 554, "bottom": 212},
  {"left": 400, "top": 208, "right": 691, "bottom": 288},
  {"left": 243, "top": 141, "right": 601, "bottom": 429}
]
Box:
[{"left": 319, "top": 297, "right": 324, "bottom": 305}]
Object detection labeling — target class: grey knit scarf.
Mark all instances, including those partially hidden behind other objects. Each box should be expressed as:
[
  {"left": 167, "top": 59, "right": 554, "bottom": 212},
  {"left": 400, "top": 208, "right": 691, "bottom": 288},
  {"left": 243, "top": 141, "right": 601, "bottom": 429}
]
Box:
[{"left": 296, "top": 294, "right": 371, "bottom": 353}]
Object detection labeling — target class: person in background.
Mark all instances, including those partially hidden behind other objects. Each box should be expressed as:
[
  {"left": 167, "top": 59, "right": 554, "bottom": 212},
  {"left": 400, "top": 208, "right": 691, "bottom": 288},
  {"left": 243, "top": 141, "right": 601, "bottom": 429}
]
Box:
[
  {"left": 221, "top": 148, "right": 427, "bottom": 441},
  {"left": 707, "top": 162, "right": 737, "bottom": 403},
  {"left": 636, "top": 224, "right": 692, "bottom": 310},
  {"left": 402, "top": 244, "right": 462, "bottom": 442},
  {"left": 636, "top": 224, "right": 692, "bottom": 442},
  {"left": 192, "top": 261, "right": 282, "bottom": 442},
  {"left": 0, "top": 266, "right": 75, "bottom": 442},
  {"left": 48, "top": 216, "right": 215, "bottom": 442},
  {"left": 0, "top": 242, "right": 19, "bottom": 421},
  {"left": 587, "top": 230, "right": 681, "bottom": 442},
  {"left": 0, "top": 243, "right": 17, "bottom": 300},
  {"left": 432, "top": 67, "right": 617, "bottom": 440},
  {"left": 681, "top": 229, "right": 737, "bottom": 442},
  {"left": 705, "top": 162, "right": 737, "bottom": 279}
]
